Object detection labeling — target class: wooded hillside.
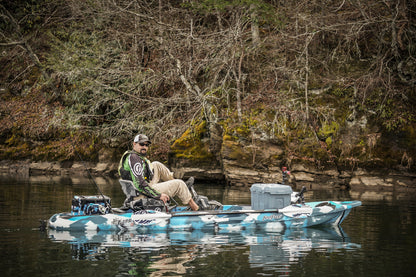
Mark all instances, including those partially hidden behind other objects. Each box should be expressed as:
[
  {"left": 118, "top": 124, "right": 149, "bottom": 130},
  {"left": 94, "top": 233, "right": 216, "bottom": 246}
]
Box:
[{"left": 1, "top": 0, "right": 415, "bottom": 173}]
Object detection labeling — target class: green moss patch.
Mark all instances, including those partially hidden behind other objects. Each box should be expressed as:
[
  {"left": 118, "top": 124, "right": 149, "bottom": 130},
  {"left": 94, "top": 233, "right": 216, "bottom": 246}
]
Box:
[{"left": 170, "top": 121, "right": 215, "bottom": 164}]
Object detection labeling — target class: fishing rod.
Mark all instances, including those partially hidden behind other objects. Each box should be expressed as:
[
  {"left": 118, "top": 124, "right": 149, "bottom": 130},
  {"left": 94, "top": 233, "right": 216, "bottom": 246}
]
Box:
[
  {"left": 70, "top": 138, "right": 112, "bottom": 212},
  {"left": 40, "top": 137, "right": 112, "bottom": 231}
]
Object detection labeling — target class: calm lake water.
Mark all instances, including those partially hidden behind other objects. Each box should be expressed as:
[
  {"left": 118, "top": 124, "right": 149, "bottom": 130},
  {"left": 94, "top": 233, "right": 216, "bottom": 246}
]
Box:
[{"left": 0, "top": 174, "right": 415, "bottom": 277}]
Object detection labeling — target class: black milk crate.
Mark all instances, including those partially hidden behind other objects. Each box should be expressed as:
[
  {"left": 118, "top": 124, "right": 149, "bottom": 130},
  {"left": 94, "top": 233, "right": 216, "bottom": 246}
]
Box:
[{"left": 71, "top": 195, "right": 111, "bottom": 215}]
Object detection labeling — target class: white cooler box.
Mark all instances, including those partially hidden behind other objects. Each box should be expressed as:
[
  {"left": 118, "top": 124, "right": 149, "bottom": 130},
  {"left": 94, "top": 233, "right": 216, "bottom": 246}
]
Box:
[{"left": 250, "top": 183, "right": 292, "bottom": 210}]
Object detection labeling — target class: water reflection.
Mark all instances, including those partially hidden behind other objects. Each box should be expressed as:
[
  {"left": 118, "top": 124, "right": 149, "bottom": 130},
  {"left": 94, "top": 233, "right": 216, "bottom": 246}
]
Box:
[
  {"left": 4, "top": 174, "right": 416, "bottom": 277},
  {"left": 48, "top": 226, "right": 360, "bottom": 274}
]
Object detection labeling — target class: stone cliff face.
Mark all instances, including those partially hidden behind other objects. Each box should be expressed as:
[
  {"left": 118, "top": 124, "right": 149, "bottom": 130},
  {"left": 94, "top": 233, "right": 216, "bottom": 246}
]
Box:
[
  {"left": 169, "top": 122, "right": 416, "bottom": 191},
  {"left": 2, "top": 119, "right": 414, "bottom": 192}
]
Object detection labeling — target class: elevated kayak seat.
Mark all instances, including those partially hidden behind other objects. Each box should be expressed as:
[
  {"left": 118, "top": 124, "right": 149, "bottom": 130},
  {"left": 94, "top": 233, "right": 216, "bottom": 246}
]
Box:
[
  {"left": 119, "top": 179, "right": 166, "bottom": 211},
  {"left": 119, "top": 179, "right": 143, "bottom": 207}
]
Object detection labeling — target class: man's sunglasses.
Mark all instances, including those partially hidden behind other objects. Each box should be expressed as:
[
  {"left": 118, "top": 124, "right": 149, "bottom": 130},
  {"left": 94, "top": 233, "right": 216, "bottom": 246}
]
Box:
[{"left": 139, "top": 142, "right": 150, "bottom": 147}]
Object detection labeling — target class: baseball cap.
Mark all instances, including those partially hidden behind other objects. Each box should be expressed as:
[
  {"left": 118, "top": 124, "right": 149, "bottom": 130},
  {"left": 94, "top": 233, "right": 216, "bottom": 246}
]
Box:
[{"left": 134, "top": 134, "right": 151, "bottom": 144}]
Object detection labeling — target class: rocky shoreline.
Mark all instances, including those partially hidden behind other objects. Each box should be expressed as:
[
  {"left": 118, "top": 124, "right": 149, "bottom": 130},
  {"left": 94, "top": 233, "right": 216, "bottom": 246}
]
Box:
[
  {"left": 0, "top": 160, "right": 119, "bottom": 179},
  {"left": 1, "top": 159, "right": 415, "bottom": 193}
]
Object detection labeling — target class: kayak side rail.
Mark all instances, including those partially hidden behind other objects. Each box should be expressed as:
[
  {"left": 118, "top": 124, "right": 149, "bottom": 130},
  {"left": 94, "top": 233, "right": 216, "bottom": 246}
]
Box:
[
  {"left": 170, "top": 208, "right": 279, "bottom": 217},
  {"left": 169, "top": 200, "right": 362, "bottom": 217}
]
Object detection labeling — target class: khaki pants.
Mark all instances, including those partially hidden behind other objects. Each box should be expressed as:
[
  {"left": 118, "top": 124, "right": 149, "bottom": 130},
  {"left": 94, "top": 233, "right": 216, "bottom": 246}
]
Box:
[{"left": 148, "top": 161, "right": 192, "bottom": 205}]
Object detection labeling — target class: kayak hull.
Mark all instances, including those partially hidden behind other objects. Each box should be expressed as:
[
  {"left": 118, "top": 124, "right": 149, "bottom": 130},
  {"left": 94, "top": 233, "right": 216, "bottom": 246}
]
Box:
[{"left": 48, "top": 200, "right": 361, "bottom": 232}]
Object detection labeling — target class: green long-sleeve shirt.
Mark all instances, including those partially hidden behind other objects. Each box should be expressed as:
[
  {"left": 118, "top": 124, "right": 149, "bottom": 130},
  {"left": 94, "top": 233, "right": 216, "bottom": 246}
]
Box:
[{"left": 118, "top": 150, "right": 160, "bottom": 199}]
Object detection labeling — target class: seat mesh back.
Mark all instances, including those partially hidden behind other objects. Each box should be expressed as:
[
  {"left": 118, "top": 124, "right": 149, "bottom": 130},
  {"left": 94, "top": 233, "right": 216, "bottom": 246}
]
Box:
[{"left": 119, "top": 179, "right": 138, "bottom": 198}]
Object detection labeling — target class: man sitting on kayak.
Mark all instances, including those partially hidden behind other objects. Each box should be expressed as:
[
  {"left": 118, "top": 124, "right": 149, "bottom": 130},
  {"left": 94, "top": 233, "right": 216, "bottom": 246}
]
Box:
[{"left": 118, "top": 134, "right": 199, "bottom": 211}]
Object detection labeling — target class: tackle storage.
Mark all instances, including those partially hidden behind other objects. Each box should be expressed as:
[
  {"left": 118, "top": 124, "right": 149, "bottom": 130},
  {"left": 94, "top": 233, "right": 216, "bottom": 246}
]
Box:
[
  {"left": 250, "top": 184, "right": 292, "bottom": 210},
  {"left": 71, "top": 195, "right": 111, "bottom": 215},
  {"left": 130, "top": 198, "right": 166, "bottom": 212}
]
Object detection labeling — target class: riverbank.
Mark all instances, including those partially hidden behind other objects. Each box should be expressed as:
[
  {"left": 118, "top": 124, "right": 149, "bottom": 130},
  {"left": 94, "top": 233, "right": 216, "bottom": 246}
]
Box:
[
  {"left": 0, "top": 160, "right": 119, "bottom": 179},
  {"left": 2, "top": 159, "right": 414, "bottom": 193}
]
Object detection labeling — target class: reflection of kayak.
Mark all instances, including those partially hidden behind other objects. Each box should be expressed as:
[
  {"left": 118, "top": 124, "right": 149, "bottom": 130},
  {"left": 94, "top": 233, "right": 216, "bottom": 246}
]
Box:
[
  {"left": 48, "top": 180, "right": 361, "bottom": 232},
  {"left": 48, "top": 200, "right": 361, "bottom": 232},
  {"left": 248, "top": 226, "right": 361, "bottom": 267},
  {"left": 48, "top": 225, "right": 356, "bottom": 247},
  {"left": 48, "top": 226, "right": 361, "bottom": 262}
]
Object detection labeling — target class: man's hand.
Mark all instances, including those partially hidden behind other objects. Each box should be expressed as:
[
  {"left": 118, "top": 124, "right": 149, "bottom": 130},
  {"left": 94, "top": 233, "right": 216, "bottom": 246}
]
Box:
[{"left": 159, "top": 193, "right": 170, "bottom": 203}]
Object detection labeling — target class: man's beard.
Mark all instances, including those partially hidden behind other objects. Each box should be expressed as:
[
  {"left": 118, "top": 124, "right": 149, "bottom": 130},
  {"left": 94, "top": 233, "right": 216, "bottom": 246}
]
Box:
[{"left": 139, "top": 149, "right": 147, "bottom": 156}]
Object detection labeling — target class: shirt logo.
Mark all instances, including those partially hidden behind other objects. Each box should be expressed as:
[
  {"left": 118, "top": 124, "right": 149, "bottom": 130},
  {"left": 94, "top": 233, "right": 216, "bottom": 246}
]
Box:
[{"left": 132, "top": 161, "right": 143, "bottom": 177}]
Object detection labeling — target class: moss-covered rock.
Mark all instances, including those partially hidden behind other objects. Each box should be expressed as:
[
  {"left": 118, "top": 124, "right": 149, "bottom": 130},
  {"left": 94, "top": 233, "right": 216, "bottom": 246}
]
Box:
[{"left": 171, "top": 122, "right": 212, "bottom": 160}]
